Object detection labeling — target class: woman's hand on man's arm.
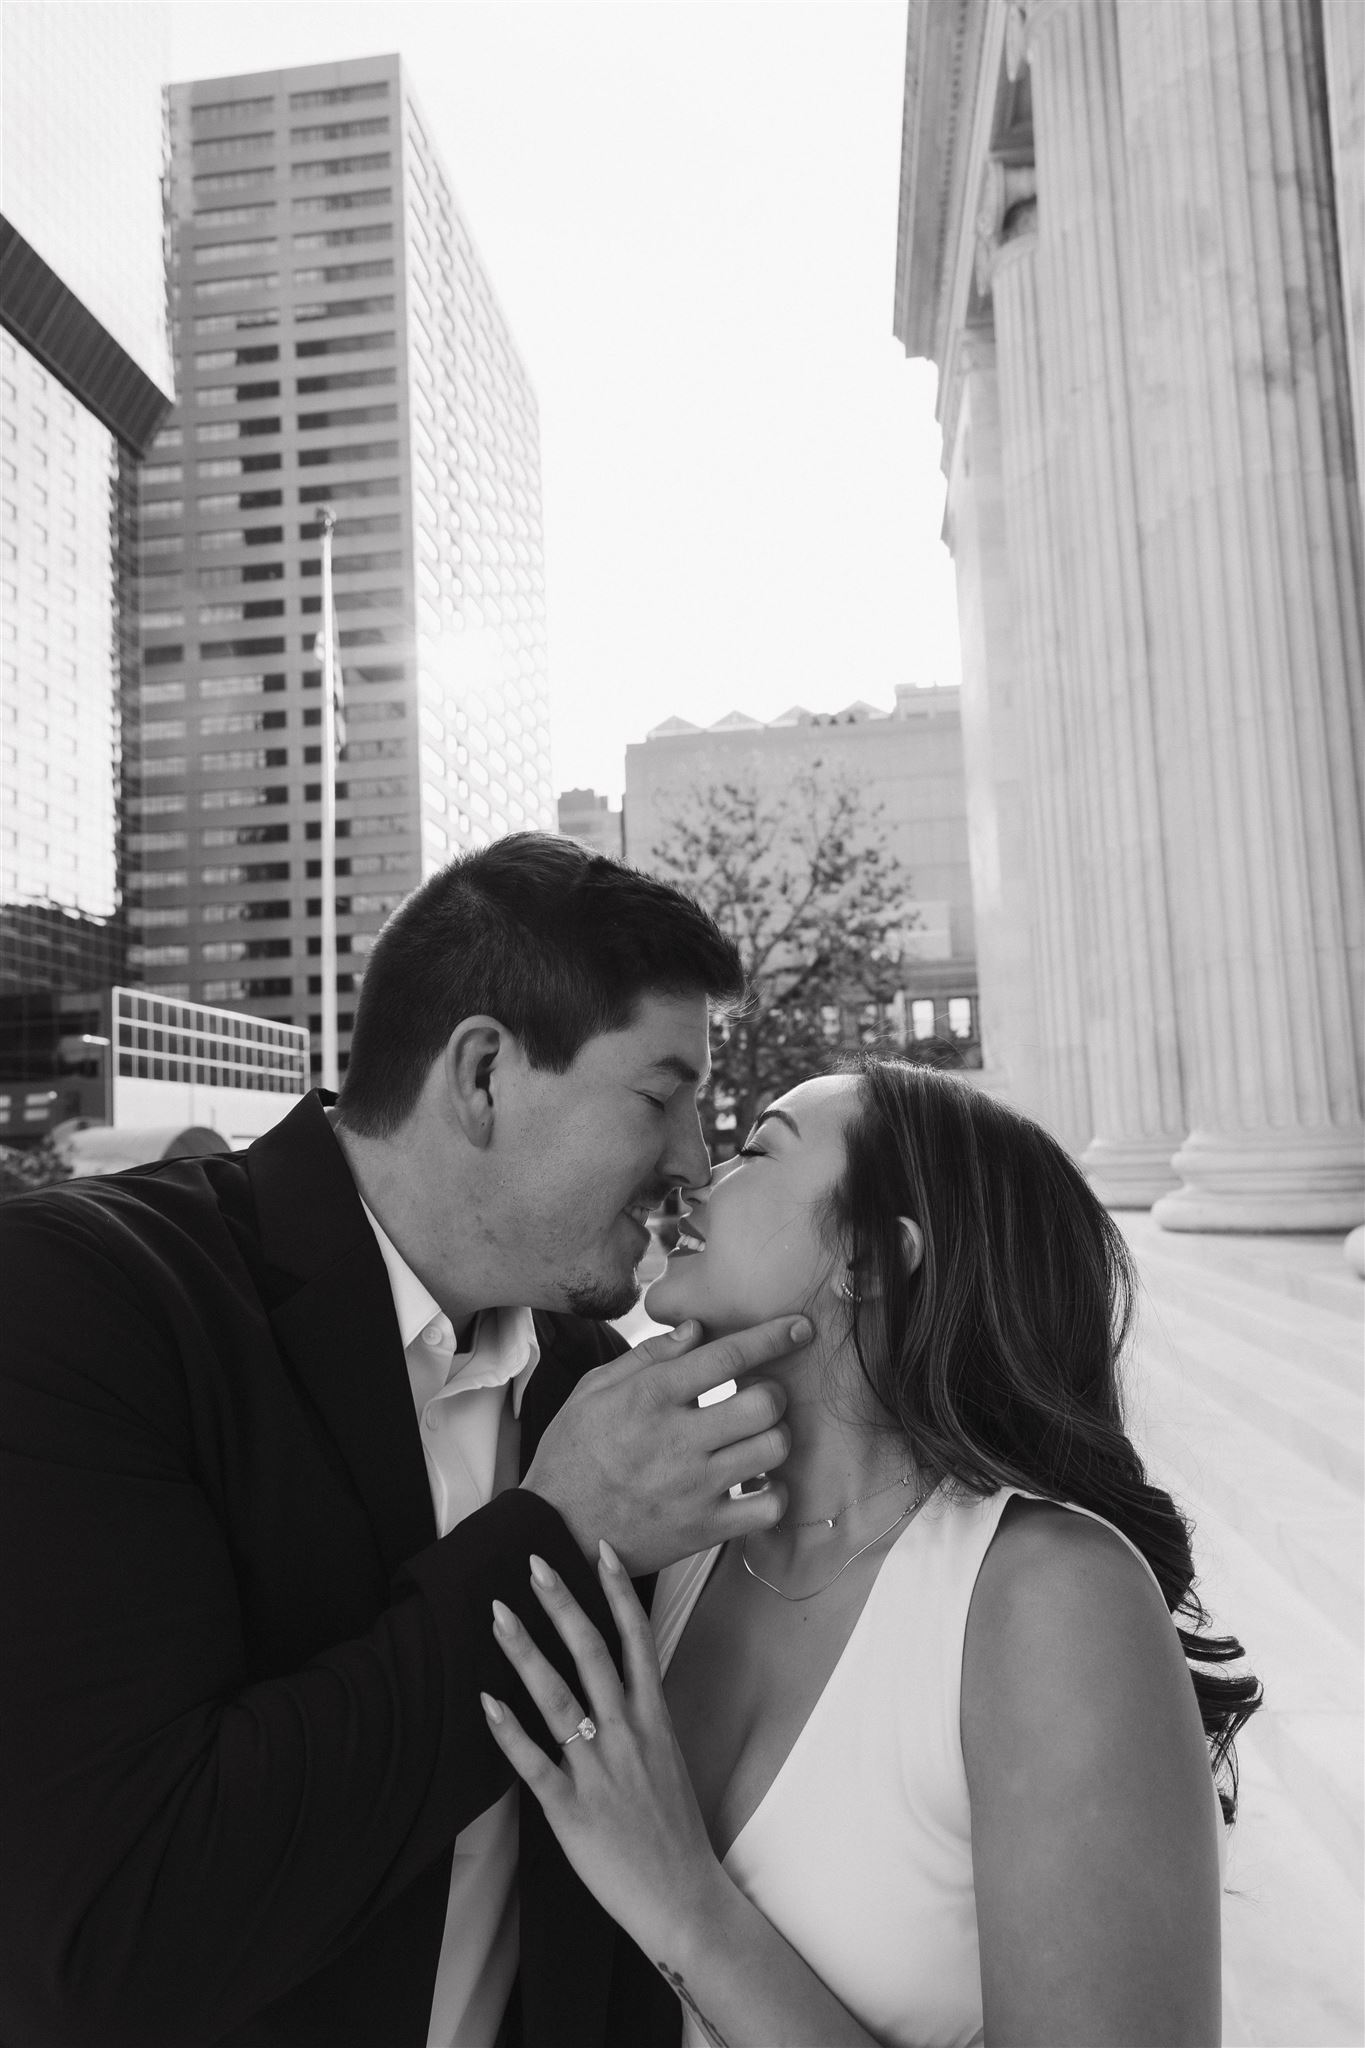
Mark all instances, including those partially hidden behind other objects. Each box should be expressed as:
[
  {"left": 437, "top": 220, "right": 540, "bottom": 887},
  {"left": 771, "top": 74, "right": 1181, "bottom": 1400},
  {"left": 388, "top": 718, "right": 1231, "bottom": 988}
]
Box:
[{"left": 481, "top": 1541, "right": 887, "bottom": 2048}]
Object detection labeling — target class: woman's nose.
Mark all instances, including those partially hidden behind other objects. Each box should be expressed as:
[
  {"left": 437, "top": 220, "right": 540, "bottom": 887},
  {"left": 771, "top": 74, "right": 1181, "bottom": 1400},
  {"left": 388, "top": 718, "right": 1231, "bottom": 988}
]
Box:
[{"left": 688, "top": 1157, "right": 738, "bottom": 1207}]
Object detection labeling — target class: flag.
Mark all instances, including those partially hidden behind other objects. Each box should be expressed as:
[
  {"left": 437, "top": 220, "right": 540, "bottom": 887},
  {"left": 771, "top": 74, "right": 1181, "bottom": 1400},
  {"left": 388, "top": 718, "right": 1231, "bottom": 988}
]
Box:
[{"left": 311, "top": 626, "right": 347, "bottom": 759}]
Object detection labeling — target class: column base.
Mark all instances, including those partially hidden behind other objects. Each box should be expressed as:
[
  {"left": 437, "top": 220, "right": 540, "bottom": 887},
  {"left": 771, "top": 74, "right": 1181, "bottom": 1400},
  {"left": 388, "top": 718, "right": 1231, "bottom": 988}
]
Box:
[
  {"left": 1153, "top": 1127, "right": 1365, "bottom": 1234},
  {"left": 1081, "top": 1133, "right": 1182, "bottom": 1210}
]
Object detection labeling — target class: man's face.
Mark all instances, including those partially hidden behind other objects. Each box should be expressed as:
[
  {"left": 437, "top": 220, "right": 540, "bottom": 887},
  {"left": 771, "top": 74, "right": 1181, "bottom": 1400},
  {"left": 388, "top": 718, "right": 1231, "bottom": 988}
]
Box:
[{"left": 492, "top": 989, "right": 713, "bottom": 1319}]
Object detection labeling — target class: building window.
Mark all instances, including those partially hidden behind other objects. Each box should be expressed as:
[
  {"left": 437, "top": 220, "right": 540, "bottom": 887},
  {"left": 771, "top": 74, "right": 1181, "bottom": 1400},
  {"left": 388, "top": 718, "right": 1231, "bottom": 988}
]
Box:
[
  {"left": 191, "top": 94, "right": 275, "bottom": 125},
  {"left": 910, "top": 999, "right": 937, "bottom": 1040},
  {"left": 194, "top": 238, "right": 280, "bottom": 264},
  {"left": 289, "top": 118, "right": 389, "bottom": 145},
  {"left": 295, "top": 296, "right": 396, "bottom": 324},
  {"left": 289, "top": 82, "right": 389, "bottom": 109},
  {"left": 947, "top": 996, "right": 974, "bottom": 1039},
  {"left": 291, "top": 152, "right": 391, "bottom": 180},
  {"left": 291, "top": 187, "right": 392, "bottom": 216}
]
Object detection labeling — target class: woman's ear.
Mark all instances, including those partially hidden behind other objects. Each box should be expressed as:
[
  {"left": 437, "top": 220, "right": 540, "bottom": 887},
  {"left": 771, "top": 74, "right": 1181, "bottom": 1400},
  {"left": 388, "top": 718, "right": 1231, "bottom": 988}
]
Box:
[{"left": 898, "top": 1216, "right": 925, "bottom": 1274}]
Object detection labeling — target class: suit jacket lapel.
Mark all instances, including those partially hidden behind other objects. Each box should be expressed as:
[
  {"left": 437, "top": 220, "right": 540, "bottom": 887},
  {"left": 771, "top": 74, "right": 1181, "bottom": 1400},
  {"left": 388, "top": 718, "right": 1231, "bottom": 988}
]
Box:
[{"left": 247, "top": 1092, "right": 436, "bottom": 1577}]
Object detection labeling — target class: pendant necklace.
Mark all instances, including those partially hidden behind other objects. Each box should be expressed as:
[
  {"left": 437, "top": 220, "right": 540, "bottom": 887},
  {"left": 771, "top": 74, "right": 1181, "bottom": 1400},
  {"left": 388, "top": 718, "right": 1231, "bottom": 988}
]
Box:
[
  {"left": 741, "top": 1480, "right": 931, "bottom": 1603},
  {"left": 776, "top": 1469, "right": 917, "bottom": 1532}
]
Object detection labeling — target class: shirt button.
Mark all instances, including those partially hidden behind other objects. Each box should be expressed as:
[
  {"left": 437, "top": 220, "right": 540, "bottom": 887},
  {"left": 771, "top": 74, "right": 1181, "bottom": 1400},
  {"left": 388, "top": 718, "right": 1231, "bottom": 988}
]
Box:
[
  {"left": 422, "top": 1322, "right": 445, "bottom": 1347},
  {"left": 424, "top": 1409, "right": 439, "bottom": 1432}
]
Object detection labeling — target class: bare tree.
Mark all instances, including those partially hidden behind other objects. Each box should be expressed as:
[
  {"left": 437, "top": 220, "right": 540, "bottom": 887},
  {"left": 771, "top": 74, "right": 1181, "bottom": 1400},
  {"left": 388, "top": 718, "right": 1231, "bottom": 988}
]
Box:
[{"left": 650, "top": 766, "right": 922, "bottom": 1147}]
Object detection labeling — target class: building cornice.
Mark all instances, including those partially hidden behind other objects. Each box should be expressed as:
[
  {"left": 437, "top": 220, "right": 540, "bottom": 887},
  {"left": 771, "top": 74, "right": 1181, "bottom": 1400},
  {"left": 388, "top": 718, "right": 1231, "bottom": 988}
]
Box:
[{"left": 893, "top": 0, "right": 990, "bottom": 364}]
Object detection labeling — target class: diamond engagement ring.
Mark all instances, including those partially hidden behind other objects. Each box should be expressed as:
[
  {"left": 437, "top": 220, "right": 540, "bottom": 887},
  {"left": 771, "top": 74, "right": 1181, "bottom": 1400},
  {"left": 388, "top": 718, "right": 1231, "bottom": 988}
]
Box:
[{"left": 560, "top": 1715, "right": 597, "bottom": 1748}]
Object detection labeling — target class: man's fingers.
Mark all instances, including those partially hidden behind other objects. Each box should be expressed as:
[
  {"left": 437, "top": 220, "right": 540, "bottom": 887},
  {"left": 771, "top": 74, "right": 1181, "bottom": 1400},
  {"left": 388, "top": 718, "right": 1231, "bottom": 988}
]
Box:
[
  {"left": 707, "top": 1425, "right": 791, "bottom": 1497},
  {"left": 694, "top": 1379, "right": 787, "bottom": 1454},
  {"left": 645, "top": 1317, "right": 812, "bottom": 1406},
  {"left": 699, "top": 1481, "right": 788, "bottom": 1548}
]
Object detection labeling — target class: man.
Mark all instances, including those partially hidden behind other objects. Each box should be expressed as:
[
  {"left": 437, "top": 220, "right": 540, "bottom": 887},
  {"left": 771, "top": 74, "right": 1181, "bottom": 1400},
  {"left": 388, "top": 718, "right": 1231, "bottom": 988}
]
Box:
[{"left": 0, "top": 836, "right": 802, "bottom": 2048}]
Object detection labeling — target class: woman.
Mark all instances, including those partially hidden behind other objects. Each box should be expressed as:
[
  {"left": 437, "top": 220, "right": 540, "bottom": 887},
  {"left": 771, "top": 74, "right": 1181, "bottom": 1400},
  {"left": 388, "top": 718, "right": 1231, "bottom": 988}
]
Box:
[{"left": 481, "top": 1059, "right": 1260, "bottom": 2046}]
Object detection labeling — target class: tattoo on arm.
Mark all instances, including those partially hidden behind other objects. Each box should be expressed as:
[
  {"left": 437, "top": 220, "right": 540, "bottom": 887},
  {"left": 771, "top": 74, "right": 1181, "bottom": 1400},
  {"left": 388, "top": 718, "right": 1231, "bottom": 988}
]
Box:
[{"left": 656, "top": 1962, "right": 733, "bottom": 2048}]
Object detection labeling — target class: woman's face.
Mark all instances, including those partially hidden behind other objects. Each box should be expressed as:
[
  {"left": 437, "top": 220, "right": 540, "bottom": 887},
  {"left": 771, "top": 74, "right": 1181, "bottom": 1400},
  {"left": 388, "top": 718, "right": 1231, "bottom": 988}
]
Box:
[{"left": 644, "top": 1072, "right": 862, "bottom": 1337}]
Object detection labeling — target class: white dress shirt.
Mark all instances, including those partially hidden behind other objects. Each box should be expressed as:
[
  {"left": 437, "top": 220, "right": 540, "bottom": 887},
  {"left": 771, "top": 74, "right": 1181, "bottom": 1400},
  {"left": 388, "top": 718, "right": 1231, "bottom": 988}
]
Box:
[{"left": 359, "top": 1200, "right": 539, "bottom": 2048}]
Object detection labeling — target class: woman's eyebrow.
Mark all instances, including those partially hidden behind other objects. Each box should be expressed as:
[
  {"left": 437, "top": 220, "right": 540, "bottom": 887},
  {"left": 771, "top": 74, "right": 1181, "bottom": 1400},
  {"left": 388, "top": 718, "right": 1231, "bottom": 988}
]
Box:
[{"left": 752, "top": 1108, "right": 801, "bottom": 1140}]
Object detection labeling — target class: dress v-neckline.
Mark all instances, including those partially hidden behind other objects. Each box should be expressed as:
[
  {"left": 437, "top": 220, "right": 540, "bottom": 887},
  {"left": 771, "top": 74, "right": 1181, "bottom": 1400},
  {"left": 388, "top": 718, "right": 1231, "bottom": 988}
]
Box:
[{"left": 672, "top": 1503, "right": 932, "bottom": 1868}]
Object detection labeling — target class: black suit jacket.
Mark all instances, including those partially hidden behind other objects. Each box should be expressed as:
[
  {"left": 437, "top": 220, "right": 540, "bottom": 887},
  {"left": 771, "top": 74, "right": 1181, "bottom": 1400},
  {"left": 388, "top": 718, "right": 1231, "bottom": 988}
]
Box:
[{"left": 0, "top": 1091, "right": 676, "bottom": 2048}]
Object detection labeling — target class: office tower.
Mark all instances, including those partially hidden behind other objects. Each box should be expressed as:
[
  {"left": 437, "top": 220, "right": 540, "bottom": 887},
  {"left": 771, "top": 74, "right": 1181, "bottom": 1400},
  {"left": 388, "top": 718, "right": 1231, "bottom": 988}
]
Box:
[
  {"left": 141, "top": 55, "right": 553, "bottom": 1078},
  {"left": 0, "top": 5, "right": 174, "bottom": 990}
]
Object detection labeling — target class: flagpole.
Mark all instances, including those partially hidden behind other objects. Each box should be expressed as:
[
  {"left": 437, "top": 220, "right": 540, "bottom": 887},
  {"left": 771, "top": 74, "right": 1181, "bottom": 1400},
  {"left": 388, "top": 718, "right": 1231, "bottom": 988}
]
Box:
[{"left": 317, "top": 506, "right": 339, "bottom": 1094}]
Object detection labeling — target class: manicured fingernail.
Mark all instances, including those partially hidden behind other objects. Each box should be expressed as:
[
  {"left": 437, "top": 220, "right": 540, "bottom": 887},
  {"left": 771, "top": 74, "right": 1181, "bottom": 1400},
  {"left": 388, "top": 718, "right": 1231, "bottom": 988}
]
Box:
[
  {"left": 491, "top": 1598, "right": 516, "bottom": 1637},
  {"left": 669, "top": 1319, "right": 697, "bottom": 1343},
  {"left": 789, "top": 1318, "right": 812, "bottom": 1343},
  {"left": 529, "top": 1554, "right": 557, "bottom": 1590},
  {"left": 480, "top": 1691, "right": 504, "bottom": 1724},
  {"left": 598, "top": 1538, "right": 622, "bottom": 1574}
]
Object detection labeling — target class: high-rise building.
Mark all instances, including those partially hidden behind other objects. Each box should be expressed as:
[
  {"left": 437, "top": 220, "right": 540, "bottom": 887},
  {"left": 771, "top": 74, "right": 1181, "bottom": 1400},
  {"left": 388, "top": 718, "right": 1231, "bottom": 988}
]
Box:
[
  {"left": 0, "top": 5, "right": 175, "bottom": 991},
  {"left": 138, "top": 55, "right": 553, "bottom": 1078}
]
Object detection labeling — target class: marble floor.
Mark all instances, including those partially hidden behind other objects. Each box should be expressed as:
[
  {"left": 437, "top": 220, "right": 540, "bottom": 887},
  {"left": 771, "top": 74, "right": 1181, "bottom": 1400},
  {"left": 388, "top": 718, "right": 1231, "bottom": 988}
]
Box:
[
  {"left": 1118, "top": 1218, "right": 1364, "bottom": 2048},
  {"left": 617, "top": 1220, "right": 1364, "bottom": 2044}
]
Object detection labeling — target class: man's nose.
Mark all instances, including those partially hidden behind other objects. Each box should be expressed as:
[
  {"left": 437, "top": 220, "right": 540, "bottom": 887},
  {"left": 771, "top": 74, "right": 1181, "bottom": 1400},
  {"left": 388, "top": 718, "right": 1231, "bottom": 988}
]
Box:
[{"left": 667, "top": 1108, "right": 712, "bottom": 1194}]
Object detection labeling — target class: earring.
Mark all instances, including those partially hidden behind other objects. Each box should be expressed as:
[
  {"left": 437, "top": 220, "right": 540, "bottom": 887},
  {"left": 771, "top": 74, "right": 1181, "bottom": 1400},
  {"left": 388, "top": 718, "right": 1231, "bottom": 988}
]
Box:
[{"left": 835, "top": 1269, "right": 860, "bottom": 1303}]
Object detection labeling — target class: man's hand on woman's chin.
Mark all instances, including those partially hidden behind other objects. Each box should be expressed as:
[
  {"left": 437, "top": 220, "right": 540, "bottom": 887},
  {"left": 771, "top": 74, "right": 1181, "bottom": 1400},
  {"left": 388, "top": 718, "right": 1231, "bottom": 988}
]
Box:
[{"left": 520, "top": 1316, "right": 809, "bottom": 1574}]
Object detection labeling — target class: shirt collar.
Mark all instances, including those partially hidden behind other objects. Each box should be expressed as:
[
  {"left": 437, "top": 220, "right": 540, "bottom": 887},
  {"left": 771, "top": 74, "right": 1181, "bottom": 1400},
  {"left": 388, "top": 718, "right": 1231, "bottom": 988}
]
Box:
[{"left": 359, "top": 1197, "right": 539, "bottom": 1417}]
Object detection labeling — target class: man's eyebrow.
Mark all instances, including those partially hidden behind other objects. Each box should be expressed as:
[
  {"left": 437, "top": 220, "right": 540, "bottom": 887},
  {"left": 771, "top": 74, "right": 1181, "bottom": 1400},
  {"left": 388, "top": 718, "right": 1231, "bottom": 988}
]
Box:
[
  {"left": 752, "top": 1107, "right": 801, "bottom": 1139},
  {"left": 646, "top": 1054, "right": 706, "bottom": 1086}
]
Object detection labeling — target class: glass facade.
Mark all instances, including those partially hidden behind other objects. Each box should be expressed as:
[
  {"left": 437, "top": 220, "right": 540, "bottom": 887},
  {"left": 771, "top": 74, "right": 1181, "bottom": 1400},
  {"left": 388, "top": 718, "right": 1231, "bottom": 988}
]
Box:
[
  {"left": 1, "top": 4, "right": 174, "bottom": 997},
  {"left": 143, "top": 57, "right": 553, "bottom": 1078},
  {"left": 0, "top": 6, "right": 173, "bottom": 396}
]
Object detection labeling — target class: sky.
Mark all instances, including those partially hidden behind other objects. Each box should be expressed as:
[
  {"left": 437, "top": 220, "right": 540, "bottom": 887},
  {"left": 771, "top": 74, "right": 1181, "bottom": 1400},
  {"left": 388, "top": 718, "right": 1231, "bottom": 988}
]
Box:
[{"left": 120, "top": 0, "right": 959, "bottom": 800}]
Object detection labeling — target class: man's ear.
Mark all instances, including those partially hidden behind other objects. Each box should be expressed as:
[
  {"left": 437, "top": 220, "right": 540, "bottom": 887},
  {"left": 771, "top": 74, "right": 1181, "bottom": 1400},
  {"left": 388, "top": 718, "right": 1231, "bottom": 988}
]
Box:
[{"left": 444, "top": 1017, "right": 507, "bottom": 1149}]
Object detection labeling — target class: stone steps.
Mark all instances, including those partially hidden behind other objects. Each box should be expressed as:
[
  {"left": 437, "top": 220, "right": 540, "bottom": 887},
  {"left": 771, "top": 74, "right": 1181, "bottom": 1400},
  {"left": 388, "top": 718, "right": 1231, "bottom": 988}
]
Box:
[{"left": 1119, "top": 1220, "right": 1364, "bottom": 2048}]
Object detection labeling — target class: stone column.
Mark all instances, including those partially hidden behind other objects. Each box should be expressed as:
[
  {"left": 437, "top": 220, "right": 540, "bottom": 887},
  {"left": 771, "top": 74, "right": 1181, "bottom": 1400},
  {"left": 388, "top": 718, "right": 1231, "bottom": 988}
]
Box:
[
  {"left": 1116, "top": 0, "right": 1365, "bottom": 1232},
  {"left": 940, "top": 333, "right": 1048, "bottom": 1128},
  {"left": 983, "top": 192, "right": 1093, "bottom": 1160},
  {"left": 1322, "top": 0, "right": 1364, "bottom": 492},
  {"left": 1020, "top": 0, "right": 1187, "bottom": 1206}
]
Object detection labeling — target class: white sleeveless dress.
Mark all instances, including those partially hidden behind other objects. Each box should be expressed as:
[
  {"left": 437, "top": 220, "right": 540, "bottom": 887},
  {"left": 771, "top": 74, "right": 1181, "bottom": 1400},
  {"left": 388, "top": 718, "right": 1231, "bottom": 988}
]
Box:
[{"left": 652, "top": 1485, "right": 1215, "bottom": 2048}]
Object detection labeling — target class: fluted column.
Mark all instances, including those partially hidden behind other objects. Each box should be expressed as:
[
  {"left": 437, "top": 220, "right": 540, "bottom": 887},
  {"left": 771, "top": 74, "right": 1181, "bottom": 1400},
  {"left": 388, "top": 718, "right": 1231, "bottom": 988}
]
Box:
[
  {"left": 985, "top": 207, "right": 1093, "bottom": 1158},
  {"left": 1022, "top": 0, "right": 1187, "bottom": 1206},
  {"left": 1322, "top": 0, "right": 1364, "bottom": 491},
  {"left": 940, "top": 334, "right": 1048, "bottom": 1126},
  {"left": 1116, "top": 0, "right": 1365, "bottom": 1232}
]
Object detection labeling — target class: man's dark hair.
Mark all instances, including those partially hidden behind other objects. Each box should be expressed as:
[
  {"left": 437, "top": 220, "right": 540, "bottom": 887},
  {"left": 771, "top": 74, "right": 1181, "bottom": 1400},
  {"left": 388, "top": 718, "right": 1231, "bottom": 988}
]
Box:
[{"left": 336, "top": 832, "right": 745, "bottom": 1135}]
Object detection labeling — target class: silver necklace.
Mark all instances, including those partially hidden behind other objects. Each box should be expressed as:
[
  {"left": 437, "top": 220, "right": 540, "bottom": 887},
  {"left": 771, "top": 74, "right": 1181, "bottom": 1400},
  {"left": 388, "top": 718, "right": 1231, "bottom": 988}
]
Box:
[
  {"left": 777, "top": 1469, "right": 916, "bottom": 1532},
  {"left": 741, "top": 1484, "right": 929, "bottom": 1603}
]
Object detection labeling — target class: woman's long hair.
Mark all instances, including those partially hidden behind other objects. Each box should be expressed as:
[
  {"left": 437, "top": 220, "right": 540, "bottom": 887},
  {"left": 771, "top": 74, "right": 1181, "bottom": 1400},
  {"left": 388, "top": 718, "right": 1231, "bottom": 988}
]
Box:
[{"left": 826, "top": 1056, "right": 1262, "bottom": 1821}]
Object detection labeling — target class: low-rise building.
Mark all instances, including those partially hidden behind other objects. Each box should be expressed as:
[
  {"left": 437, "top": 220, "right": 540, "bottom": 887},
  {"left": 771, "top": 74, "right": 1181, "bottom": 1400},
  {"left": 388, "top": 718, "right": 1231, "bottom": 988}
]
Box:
[
  {"left": 0, "top": 983, "right": 307, "bottom": 1149},
  {"left": 624, "top": 685, "right": 978, "bottom": 1057},
  {"left": 557, "top": 787, "right": 623, "bottom": 858}
]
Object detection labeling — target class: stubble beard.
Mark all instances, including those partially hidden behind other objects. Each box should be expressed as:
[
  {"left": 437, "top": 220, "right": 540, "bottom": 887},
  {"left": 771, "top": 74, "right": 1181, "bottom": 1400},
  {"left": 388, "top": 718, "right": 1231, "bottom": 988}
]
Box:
[{"left": 564, "top": 1267, "right": 642, "bottom": 1322}]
